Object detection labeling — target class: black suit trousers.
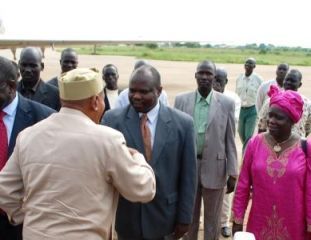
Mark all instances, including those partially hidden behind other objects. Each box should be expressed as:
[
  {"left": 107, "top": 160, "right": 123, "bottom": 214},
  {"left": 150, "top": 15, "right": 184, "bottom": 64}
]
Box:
[{"left": 0, "top": 213, "right": 22, "bottom": 240}]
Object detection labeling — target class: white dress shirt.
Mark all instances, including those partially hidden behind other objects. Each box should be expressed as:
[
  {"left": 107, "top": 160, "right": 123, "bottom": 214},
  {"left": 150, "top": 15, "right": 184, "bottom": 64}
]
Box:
[
  {"left": 139, "top": 101, "right": 160, "bottom": 147},
  {"left": 2, "top": 94, "right": 18, "bottom": 143},
  {"left": 224, "top": 90, "right": 241, "bottom": 124},
  {"left": 105, "top": 88, "right": 119, "bottom": 109},
  {"left": 235, "top": 73, "right": 263, "bottom": 107}
]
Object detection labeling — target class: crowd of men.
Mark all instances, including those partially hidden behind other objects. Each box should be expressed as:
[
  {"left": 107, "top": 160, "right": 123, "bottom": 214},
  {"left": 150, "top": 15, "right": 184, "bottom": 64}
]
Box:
[{"left": 0, "top": 46, "right": 310, "bottom": 240}]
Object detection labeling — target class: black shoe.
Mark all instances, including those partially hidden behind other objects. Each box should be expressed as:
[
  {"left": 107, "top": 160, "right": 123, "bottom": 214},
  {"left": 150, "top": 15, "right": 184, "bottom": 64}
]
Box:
[{"left": 221, "top": 226, "right": 231, "bottom": 238}]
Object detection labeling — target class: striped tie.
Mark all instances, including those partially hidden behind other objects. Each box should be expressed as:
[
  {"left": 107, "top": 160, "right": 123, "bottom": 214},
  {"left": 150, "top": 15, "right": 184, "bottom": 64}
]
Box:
[{"left": 140, "top": 113, "right": 152, "bottom": 161}]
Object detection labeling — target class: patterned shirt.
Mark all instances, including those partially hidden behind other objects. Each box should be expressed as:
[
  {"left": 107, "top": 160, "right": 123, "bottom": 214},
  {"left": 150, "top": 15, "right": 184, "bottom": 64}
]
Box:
[
  {"left": 258, "top": 94, "right": 311, "bottom": 137},
  {"left": 236, "top": 73, "right": 263, "bottom": 107}
]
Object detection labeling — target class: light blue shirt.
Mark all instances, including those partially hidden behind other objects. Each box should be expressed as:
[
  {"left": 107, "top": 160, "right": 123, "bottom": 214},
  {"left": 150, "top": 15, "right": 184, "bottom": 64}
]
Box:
[
  {"left": 139, "top": 101, "right": 160, "bottom": 147},
  {"left": 2, "top": 94, "right": 18, "bottom": 143}
]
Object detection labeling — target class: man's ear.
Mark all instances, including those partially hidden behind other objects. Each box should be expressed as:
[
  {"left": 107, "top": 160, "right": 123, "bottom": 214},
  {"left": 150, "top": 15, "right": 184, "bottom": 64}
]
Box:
[
  {"left": 157, "top": 86, "right": 162, "bottom": 97},
  {"left": 299, "top": 82, "right": 302, "bottom": 88},
  {"left": 195, "top": 72, "right": 198, "bottom": 79},
  {"left": 7, "top": 79, "right": 17, "bottom": 92},
  {"left": 41, "top": 62, "right": 44, "bottom": 71},
  {"left": 90, "top": 95, "right": 98, "bottom": 111}
]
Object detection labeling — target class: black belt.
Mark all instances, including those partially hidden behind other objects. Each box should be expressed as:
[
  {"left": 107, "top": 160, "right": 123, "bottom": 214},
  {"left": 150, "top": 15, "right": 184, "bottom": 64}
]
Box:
[
  {"left": 241, "top": 105, "right": 255, "bottom": 109},
  {"left": 197, "top": 154, "right": 202, "bottom": 159}
]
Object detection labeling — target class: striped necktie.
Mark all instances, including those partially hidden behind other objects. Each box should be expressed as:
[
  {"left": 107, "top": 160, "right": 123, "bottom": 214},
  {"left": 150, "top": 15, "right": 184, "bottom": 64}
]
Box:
[{"left": 140, "top": 113, "right": 152, "bottom": 161}]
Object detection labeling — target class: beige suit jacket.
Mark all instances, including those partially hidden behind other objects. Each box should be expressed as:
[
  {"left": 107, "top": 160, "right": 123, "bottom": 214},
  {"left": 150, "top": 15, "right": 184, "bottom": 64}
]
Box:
[
  {"left": 0, "top": 107, "right": 155, "bottom": 240},
  {"left": 174, "top": 90, "right": 238, "bottom": 189}
]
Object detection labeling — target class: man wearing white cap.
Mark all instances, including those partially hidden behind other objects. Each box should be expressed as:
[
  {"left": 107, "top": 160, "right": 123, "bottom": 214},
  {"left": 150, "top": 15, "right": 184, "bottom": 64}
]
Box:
[{"left": 0, "top": 68, "right": 156, "bottom": 240}]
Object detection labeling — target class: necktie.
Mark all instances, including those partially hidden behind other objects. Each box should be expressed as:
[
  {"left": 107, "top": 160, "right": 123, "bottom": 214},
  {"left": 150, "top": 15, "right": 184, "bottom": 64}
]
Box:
[
  {"left": 0, "top": 111, "right": 8, "bottom": 171},
  {"left": 140, "top": 113, "right": 152, "bottom": 161}
]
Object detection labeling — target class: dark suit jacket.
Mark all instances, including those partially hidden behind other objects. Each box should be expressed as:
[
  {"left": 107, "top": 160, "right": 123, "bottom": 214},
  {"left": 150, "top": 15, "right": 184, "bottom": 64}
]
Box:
[
  {"left": 47, "top": 76, "right": 58, "bottom": 88},
  {"left": 102, "top": 103, "right": 197, "bottom": 239},
  {"left": 8, "top": 95, "right": 56, "bottom": 157},
  {"left": 17, "top": 79, "right": 61, "bottom": 111}
]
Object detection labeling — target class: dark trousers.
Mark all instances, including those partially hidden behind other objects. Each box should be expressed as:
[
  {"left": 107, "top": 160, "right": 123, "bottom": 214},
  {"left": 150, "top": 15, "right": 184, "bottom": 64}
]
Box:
[{"left": 0, "top": 213, "right": 22, "bottom": 240}]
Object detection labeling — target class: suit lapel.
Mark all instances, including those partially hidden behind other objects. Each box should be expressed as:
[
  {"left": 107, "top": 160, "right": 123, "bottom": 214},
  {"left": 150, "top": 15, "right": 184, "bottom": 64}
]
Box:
[
  {"left": 151, "top": 104, "right": 171, "bottom": 165},
  {"left": 103, "top": 88, "right": 111, "bottom": 112},
  {"left": 185, "top": 92, "right": 196, "bottom": 117},
  {"left": 206, "top": 91, "right": 220, "bottom": 130},
  {"left": 9, "top": 96, "right": 33, "bottom": 156},
  {"left": 125, "top": 106, "right": 145, "bottom": 154},
  {"left": 34, "top": 80, "right": 47, "bottom": 102}
]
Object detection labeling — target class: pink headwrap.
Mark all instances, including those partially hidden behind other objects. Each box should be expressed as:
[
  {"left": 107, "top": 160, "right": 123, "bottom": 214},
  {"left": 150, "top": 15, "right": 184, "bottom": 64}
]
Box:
[{"left": 268, "top": 85, "right": 304, "bottom": 123}]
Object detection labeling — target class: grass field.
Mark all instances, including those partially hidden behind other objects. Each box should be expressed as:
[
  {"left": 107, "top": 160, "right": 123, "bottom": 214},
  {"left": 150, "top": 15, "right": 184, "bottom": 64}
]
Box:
[{"left": 70, "top": 45, "right": 311, "bottom": 66}]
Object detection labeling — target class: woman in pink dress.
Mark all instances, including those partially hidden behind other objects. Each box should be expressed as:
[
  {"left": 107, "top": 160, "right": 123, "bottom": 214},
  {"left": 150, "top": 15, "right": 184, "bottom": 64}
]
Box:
[{"left": 232, "top": 85, "right": 311, "bottom": 240}]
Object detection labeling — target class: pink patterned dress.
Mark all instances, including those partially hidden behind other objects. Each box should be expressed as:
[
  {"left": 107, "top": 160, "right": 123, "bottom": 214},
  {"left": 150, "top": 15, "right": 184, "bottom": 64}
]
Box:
[{"left": 232, "top": 134, "right": 311, "bottom": 240}]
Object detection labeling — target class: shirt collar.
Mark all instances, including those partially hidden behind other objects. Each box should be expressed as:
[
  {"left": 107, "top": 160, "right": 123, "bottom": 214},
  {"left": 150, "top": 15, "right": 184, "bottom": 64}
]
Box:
[
  {"left": 196, "top": 90, "right": 213, "bottom": 104},
  {"left": 20, "top": 79, "right": 41, "bottom": 93},
  {"left": 139, "top": 100, "right": 160, "bottom": 124},
  {"left": 3, "top": 94, "right": 18, "bottom": 117}
]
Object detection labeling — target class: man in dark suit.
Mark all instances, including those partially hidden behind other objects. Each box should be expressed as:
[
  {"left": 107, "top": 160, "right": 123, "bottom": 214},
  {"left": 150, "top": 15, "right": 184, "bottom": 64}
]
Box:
[
  {"left": 102, "top": 65, "right": 197, "bottom": 240},
  {"left": 47, "top": 48, "right": 78, "bottom": 88},
  {"left": 102, "top": 64, "right": 121, "bottom": 114},
  {"left": 17, "top": 47, "right": 61, "bottom": 111},
  {"left": 0, "top": 56, "right": 55, "bottom": 240}
]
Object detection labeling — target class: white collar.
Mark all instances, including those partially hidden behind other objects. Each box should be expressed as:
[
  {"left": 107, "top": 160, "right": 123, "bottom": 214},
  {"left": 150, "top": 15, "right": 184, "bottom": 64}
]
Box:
[
  {"left": 3, "top": 94, "right": 18, "bottom": 117},
  {"left": 139, "top": 101, "right": 160, "bottom": 123}
]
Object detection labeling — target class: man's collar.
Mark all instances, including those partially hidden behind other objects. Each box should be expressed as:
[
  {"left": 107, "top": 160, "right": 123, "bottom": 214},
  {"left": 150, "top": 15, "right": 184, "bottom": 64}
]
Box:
[
  {"left": 196, "top": 90, "right": 213, "bottom": 104},
  {"left": 2, "top": 94, "right": 18, "bottom": 117},
  {"left": 139, "top": 100, "right": 160, "bottom": 123},
  {"left": 20, "top": 79, "right": 41, "bottom": 93}
]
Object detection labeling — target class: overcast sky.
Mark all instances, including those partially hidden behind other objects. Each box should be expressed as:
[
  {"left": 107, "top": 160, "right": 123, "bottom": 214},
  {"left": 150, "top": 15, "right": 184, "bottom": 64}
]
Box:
[{"left": 1, "top": 0, "right": 311, "bottom": 48}]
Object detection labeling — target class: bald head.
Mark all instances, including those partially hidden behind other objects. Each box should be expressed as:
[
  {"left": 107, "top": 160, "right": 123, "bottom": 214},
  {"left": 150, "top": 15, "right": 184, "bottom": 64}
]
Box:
[
  {"left": 60, "top": 48, "right": 78, "bottom": 73},
  {"left": 129, "top": 65, "right": 162, "bottom": 113},
  {"left": 0, "top": 56, "right": 19, "bottom": 109},
  {"left": 20, "top": 47, "right": 43, "bottom": 61},
  {"left": 275, "top": 63, "right": 289, "bottom": 87},
  {"left": 196, "top": 60, "right": 216, "bottom": 73},
  {"left": 244, "top": 57, "right": 256, "bottom": 76},
  {"left": 0, "top": 56, "right": 19, "bottom": 83},
  {"left": 213, "top": 68, "right": 228, "bottom": 93},
  {"left": 283, "top": 69, "right": 302, "bottom": 91},
  {"left": 134, "top": 60, "right": 149, "bottom": 70},
  {"left": 195, "top": 60, "right": 216, "bottom": 98},
  {"left": 245, "top": 58, "right": 256, "bottom": 65},
  {"left": 19, "top": 47, "right": 44, "bottom": 86},
  {"left": 131, "top": 65, "right": 161, "bottom": 88}
]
